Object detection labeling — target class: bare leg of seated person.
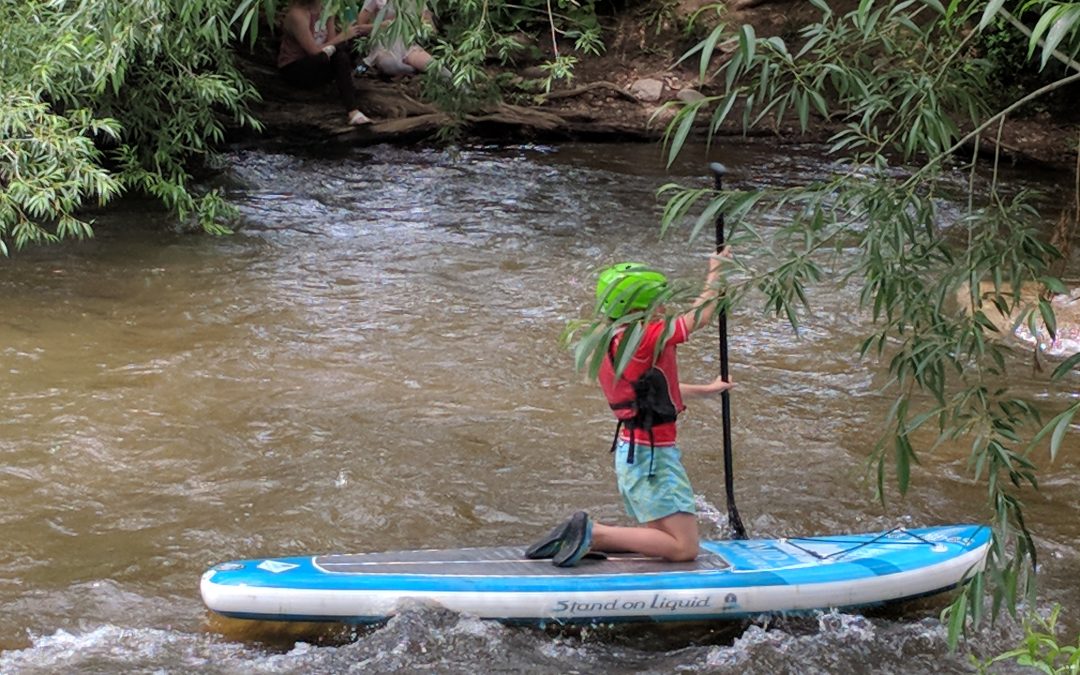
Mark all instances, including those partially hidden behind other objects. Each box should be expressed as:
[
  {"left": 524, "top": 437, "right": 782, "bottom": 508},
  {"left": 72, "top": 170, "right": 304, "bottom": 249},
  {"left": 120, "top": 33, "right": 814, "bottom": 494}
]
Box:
[
  {"left": 370, "top": 46, "right": 450, "bottom": 81},
  {"left": 403, "top": 46, "right": 433, "bottom": 72},
  {"left": 371, "top": 48, "right": 417, "bottom": 78},
  {"left": 404, "top": 46, "right": 453, "bottom": 81},
  {"left": 329, "top": 49, "right": 372, "bottom": 125},
  {"left": 283, "top": 50, "right": 373, "bottom": 125}
]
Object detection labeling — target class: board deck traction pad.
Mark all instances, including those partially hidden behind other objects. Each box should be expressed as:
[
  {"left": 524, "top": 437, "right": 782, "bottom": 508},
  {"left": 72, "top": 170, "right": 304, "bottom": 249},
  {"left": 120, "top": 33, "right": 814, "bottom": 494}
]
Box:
[
  {"left": 202, "top": 525, "right": 990, "bottom": 624},
  {"left": 312, "top": 546, "right": 728, "bottom": 575},
  {"left": 306, "top": 526, "right": 949, "bottom": 576}
]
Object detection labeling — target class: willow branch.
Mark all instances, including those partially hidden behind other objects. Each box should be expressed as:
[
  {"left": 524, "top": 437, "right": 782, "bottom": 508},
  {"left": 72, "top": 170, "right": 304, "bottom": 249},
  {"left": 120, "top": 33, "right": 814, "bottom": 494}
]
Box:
[
  {"left": 546, "top": 0, "right": 558, "bottom": 57},
  {"left": 909, "top": 70, "right": 1080, "bottom": 185},
  {"left": 1001, "top": 9, "right": 1080, "bottom": 73}
]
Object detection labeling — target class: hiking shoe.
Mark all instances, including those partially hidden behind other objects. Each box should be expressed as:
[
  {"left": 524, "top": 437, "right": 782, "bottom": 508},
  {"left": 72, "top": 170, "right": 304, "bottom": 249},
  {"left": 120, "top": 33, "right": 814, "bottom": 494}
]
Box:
[
  {"left": 553, "top": 512, "right": 592, "bottom": 568},
  {"left": 525, "top": 514, "right": 574, "bottom": 559}
]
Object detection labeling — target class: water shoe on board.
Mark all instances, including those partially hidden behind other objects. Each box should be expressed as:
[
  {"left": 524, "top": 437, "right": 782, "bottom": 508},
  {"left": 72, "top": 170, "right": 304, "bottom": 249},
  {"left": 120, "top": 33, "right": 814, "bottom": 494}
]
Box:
[
  {"left": 553, "top": 511, "right": 593, "bottom": 568},
  {"left": 525, "top": 514, "right": 575, "bottom": 559}
]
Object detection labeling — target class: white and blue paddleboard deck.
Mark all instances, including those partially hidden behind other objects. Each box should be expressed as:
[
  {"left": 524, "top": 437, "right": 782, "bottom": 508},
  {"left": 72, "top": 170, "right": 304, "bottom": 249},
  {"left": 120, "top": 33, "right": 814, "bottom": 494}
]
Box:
[{"left": 201, "top": 524, "right": 989, "bottom": 624}]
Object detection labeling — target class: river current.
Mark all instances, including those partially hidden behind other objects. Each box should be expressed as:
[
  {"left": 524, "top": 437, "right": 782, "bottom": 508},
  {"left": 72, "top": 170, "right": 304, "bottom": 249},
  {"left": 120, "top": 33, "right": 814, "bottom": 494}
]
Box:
[{"left": 0, "top": 142, "right": 1076, "bottom": 673}]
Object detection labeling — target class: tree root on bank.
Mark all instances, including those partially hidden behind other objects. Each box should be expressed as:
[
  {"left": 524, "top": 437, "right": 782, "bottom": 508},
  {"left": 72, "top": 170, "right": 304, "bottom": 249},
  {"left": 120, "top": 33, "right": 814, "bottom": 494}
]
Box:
[
  {"left": 230, "top": 55, "right": 670, "bottom": 146},
  {"left": 466, "top": 104, "right": 567, "bottom": 131},
  {"left": 244, "top": 88, "right": 661, "bottom": 146},
  {"left": 538, "top": 81, "right": 640, "bottom": 104}
]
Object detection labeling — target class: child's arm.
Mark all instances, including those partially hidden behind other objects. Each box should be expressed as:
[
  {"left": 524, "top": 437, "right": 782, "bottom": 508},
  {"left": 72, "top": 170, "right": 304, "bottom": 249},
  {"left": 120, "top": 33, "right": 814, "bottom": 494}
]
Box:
[
  {"left": 679, "top": 246, "right": 732, "bottom": 335},
  {"left": 680, "top": 375, "right": 734, "bottom": 399}
]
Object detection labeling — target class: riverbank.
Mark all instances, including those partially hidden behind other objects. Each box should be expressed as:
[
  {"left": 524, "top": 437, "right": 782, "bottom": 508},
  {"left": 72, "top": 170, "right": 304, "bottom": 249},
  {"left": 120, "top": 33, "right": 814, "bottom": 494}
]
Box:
[{"left": 232, "top": 1, "right": 1080, "bottom": 171}]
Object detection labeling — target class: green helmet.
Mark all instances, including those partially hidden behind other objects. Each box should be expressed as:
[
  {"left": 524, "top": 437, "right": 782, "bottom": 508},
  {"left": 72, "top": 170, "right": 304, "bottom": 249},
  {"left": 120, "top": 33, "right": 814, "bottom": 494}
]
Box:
[{"left": 596, "top": 263, "right": 668, "bottom": 319}]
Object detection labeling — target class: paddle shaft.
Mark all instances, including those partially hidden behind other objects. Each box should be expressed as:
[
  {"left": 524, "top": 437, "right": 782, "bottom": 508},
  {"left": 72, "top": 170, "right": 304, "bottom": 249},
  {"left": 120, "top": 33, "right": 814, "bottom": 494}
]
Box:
[{"left": 711, "top": 163, "right": 747, "bottom": 540}]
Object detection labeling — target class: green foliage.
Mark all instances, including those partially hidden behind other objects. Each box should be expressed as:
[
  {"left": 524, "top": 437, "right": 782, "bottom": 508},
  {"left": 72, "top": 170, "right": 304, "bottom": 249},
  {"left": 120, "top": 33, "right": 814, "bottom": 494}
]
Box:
[
  {"left": 667, "top": 0, "right": 994, "bottom": 165},
  {"left": 978, "top": 17, "right": 1058, "bottom": 105},
  {"left": 974, "top": 4, "right": 1080, "bottom": 114},
  {"left": 537, "top": 54, "right": 581, "bottom": 92},
  {"left": 982, "top": 1, "right": 1080, "bottom": 69},
  {"left": 419, "top": 0, "right": 604, "bottom": 95},
  {"left": 639, "top": 0, "right": 688, "bottom": 37},
  {"left": 0, "top": 0, "right": 263, "bottom": 252},
  {"left": 0, "top": 95, "right": 121, "bottom": 254},
  {"left": 631, "top": 0, "right": 1080, "bottom": 647},
  {"left": 0, "top": 0, "right": 614, "bottom": 252},
  {"left": 977, "top": 604, "right": 1080, "bottom": 673}
]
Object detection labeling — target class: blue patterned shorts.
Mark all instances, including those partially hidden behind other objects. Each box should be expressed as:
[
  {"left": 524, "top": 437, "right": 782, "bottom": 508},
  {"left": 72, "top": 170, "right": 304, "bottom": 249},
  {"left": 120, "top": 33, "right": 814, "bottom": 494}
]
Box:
[{"left": 613, "top": 439, "right": 696, "bottom": 523}]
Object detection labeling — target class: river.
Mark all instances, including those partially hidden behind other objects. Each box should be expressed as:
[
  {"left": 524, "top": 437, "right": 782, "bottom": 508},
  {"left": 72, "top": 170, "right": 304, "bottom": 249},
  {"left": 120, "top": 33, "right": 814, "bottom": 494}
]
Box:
[{"left": 0, "top": 142, "right": 1076, "bottom": 673}]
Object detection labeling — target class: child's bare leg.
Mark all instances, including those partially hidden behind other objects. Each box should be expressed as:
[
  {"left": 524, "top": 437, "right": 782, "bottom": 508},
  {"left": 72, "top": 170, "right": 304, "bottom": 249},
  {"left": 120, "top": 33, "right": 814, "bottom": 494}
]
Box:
[{"left": 591, "top": 512, "right": 699, "bottom": 562}]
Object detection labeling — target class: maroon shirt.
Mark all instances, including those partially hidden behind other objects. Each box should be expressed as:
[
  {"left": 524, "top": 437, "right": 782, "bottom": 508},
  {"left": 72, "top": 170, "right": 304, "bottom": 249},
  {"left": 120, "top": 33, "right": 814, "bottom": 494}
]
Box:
[{"left": 278, "top": 6, "right": 331, "bottom": 68}]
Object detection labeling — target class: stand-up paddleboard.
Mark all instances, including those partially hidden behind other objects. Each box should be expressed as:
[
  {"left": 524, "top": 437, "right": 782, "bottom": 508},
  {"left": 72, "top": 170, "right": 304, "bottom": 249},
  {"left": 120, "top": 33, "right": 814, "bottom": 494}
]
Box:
[{"left": 200, "top": 524, "right": 989, "bottom": 624}]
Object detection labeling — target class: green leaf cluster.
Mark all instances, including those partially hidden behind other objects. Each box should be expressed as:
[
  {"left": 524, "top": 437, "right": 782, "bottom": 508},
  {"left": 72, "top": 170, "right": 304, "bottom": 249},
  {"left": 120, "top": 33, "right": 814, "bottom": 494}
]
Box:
[
  {"left": 976, "top": 604, "right": 1080, "bottom": 673},
  {"left": 666, "top": 0, "right": 995, "bottom": 166},
  {"left": 1, "top": 0, "right": 264, "bottom": 252},
  {"left": 424, "top": 0, "right": 604, "bottom": 94},
  {"left": 981, "top": 1, "right": 1080, "bottom": 70}
]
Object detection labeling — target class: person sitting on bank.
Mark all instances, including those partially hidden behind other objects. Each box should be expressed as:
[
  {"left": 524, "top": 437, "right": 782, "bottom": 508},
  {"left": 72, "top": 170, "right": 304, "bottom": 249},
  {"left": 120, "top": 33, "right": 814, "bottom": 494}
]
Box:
[
  {"left": 355, "top": 0, "right": 438, "bottom": 78},
  {"left": 278, "top": 0, "right": 373, "bottom": 126}
]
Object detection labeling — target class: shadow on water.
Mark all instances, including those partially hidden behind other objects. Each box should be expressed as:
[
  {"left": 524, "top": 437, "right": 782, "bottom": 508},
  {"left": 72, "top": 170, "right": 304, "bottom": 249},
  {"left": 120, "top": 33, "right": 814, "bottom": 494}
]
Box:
[
  {"left": 207, "top": 610, "right": 753, "bottom": 652},
  {"left": 205, "top": 614, "right": 365, "bottom": 650}
]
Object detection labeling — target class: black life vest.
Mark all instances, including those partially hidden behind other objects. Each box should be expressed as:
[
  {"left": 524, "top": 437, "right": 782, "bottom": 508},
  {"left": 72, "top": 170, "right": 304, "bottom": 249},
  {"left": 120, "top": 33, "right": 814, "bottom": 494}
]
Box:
[{"left": 607, "top": 344, "right": 679, "bottom": 476}]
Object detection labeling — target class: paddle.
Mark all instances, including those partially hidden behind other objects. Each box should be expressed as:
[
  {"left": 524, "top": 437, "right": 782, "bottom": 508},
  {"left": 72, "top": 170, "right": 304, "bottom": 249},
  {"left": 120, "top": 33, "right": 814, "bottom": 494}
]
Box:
[{"left": 710, "top": 162, "right": 747, "bottom": 540}]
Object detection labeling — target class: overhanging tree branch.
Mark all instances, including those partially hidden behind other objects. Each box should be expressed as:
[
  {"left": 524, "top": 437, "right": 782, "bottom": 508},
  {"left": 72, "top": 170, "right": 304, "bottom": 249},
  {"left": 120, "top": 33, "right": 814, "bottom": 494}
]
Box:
[{"left": 1001, "top": 9, "right": 1080, "bottom": 73}]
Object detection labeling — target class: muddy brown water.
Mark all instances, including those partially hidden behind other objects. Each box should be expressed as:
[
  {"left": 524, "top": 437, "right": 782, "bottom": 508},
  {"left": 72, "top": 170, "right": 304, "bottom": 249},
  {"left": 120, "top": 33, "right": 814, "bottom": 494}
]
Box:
[{"left": 0, "top": 142, "right": 1077, "bottom": 673}]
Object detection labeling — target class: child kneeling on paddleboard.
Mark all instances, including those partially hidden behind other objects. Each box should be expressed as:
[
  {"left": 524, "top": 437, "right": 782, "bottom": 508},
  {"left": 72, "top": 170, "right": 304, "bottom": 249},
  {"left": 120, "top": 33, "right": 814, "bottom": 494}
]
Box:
[{"left": 528, "top": 250, "right": 734, "bottom": 567}]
